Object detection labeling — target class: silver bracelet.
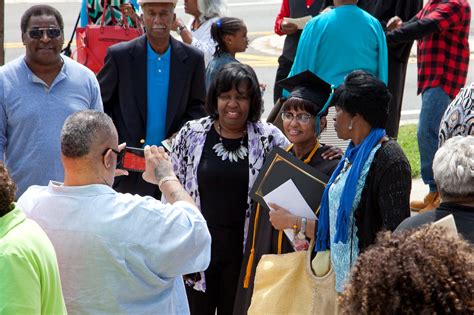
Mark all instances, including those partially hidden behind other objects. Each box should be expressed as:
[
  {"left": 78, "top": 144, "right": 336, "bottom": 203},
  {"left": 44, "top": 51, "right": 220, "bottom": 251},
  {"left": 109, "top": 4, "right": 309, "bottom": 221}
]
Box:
[{"left": 158, "top": 176, "right": 179, "bottom": 190}]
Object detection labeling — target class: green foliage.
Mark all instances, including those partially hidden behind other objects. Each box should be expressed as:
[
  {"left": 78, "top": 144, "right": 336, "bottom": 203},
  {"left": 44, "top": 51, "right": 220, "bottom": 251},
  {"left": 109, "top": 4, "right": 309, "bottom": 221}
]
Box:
[{"left": 398, "top": 124, "right": 420, "bottom": 178}]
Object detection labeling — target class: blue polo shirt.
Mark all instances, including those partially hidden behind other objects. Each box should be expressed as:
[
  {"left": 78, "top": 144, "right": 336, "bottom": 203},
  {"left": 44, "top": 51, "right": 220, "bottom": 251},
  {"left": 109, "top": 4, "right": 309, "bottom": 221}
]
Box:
[
  {"left": 146, "top": 42, "right": 171, "bottom": 145},
  {"left": 0, "top": 56, "right": 102, "bottom": 197}
]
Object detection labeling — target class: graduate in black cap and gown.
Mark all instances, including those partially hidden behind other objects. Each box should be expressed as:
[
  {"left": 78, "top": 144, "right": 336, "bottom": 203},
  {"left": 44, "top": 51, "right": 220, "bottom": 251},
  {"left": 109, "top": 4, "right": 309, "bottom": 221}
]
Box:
[{"left": 233, "top": 71, "right": 340, "bottom": 314}]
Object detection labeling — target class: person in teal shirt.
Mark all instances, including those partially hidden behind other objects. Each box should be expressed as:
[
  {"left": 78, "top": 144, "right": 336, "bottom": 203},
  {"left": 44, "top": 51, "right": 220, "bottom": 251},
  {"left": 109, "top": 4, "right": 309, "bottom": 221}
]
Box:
[
  {"left": 288, "top": 0, "right": 388, "bottom": 87},
  {"left": 0, "top": 164, "right": 66, "bottom": 315}
]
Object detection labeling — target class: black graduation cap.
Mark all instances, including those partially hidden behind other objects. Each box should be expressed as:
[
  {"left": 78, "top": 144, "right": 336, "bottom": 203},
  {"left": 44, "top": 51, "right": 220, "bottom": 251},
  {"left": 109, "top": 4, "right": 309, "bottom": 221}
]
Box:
[{"left": 277, "top": 70, "right": 332, "bottom": 115}]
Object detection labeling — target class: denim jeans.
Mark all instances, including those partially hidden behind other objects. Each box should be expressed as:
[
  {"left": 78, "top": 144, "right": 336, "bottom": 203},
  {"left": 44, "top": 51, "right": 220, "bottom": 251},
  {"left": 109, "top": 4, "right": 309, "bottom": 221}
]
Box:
[{"left": 418, "top": 87, "right": 452, "bottom": 191}]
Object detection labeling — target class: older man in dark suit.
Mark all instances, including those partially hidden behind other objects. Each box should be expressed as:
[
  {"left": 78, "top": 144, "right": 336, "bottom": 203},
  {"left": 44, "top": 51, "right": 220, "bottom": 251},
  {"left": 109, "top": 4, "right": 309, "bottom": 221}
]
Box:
[{"left": 98, "top": 0, "right": 206, "bottom": 198}]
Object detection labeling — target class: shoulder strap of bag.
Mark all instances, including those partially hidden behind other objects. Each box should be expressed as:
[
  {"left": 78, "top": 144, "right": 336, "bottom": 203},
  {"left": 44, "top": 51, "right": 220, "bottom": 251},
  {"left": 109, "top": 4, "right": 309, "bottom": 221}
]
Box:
[
  {"left": 101, "top": 0, "right": 116, "bottom": 26},
  {"left": 120, "top": 5, "right": 130, "bottom": 28}
]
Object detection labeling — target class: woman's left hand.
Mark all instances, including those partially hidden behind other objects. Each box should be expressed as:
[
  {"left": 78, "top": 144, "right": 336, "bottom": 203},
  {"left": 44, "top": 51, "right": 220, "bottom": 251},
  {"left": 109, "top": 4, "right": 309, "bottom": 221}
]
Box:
[
  {"left": 321, "top": 145, "right": 343, "bottom": 160},
  {"left": 268, "top": 203, "right": 295, "bottom": 230}
]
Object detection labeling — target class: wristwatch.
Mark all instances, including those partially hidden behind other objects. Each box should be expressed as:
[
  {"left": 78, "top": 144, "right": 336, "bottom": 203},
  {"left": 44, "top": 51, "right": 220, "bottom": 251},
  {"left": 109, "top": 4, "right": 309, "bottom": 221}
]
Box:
[
  {"left": 297, "top": 217, "right": 307, "bottom": 240},
  {"left": 176, "top": 24, "right": 187, "bottom": 35}
]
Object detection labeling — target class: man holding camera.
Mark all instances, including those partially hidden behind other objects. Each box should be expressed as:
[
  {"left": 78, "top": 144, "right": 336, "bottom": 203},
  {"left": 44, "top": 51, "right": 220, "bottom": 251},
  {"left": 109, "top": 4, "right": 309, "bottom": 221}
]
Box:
[{"left": 19, "top": 110, "right": 211, "bottom": 314}]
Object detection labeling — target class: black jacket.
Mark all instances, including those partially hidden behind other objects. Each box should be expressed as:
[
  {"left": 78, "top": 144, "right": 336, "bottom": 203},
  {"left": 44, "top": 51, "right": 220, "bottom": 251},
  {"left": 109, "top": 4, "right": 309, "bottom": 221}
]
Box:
[
  {"left": 98, "top": 35, "right": 206, "bottom": 197},
  {"left": 396, "top": 202, "right": 474, "bottom": 243},
  {"left": 355, "top": 139, "right": 412, "bottom": 251}
]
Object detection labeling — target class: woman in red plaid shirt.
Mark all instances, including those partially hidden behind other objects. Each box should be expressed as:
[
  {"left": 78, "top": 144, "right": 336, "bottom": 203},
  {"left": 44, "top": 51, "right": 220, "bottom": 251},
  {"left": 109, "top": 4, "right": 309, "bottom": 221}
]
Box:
[{"left": 386, "top": 0, "right": 471, "bottom": 212}]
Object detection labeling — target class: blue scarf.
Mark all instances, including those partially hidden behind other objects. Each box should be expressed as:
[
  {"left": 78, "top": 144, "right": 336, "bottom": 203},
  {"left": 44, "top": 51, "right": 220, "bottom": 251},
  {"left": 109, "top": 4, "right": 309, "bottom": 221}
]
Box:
[{"left": 315, "top": 128, "right": 386, "bottom": 251}]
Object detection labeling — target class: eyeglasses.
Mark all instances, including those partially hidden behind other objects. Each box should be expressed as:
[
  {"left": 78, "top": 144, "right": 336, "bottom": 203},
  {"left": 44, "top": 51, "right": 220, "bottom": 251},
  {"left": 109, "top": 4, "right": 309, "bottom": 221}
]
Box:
[
  {"left": 281, "top": 112, "right": 314, "bottom": 124},
  {"left": 28, "top": 28, "right": 62, "bottom": 39},
  {"left": 103, "top": 148, "right": 124, "bottom": 166}
]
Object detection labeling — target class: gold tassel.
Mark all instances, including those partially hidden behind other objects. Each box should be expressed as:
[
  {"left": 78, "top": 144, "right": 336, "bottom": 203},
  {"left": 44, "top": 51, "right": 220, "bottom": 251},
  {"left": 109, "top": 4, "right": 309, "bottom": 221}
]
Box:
[
  {"left": 277, "top": 230, "right": 283, "bottom": 255},
  {"left": 243, "top": 203, "right": 261, "bottom": 288},
  {"left": 243, "top": 248, "right": 255, "bottom": 288}
]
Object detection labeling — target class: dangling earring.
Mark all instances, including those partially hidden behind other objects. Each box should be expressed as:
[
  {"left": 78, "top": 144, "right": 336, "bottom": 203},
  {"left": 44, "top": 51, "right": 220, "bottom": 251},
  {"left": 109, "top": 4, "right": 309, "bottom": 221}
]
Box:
[{"left": 348, "top": 120, "right": 353, "bottom": 130}]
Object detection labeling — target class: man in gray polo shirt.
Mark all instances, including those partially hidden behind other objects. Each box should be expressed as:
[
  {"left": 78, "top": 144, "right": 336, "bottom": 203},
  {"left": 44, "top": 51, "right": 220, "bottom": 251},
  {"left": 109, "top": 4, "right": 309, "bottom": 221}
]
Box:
[{"left": 0, "top": 5, "right": 102, "bottom": 197}]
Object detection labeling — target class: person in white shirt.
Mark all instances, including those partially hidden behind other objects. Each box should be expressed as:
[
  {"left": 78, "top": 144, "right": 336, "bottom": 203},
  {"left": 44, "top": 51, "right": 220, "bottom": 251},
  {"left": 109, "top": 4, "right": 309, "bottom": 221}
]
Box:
[
  {"left": 172, "top": 0, "right": 226, "bottom": 65},
  {"left": 19, "top": 110, "right": 211, "bottom": 315}
]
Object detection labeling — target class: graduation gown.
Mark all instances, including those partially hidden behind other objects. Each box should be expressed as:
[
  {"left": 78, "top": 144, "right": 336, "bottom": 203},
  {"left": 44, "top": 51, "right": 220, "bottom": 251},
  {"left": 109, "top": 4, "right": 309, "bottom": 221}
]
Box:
[{"left": 232, "top": 145, "right": 339, "bottom": 315}]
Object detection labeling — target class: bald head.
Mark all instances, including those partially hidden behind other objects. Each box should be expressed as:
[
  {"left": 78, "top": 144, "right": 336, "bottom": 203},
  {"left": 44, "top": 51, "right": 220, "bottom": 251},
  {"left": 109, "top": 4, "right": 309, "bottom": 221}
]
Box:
[{"left": 61, "top": 110, "right": 117, "bottom": 159}]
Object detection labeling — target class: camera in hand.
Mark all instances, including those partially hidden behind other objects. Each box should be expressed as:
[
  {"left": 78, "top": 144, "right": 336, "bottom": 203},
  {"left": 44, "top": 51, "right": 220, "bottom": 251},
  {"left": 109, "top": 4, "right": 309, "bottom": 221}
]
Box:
[{"left": 118, "top": 147, "right": 146, "bottom": 172}]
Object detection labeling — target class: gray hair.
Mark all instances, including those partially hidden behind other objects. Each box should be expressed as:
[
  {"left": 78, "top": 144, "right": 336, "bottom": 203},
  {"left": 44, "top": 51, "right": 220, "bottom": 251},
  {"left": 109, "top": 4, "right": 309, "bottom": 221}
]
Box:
[
  {"left": 197, "top": 0, "right": 226, "bottom": 22},
  {"left": 433, "top": 136, "right": 474, "bottom": 200},
  {"left": 61, "top": 110, "right": 116, "bottom": 158}
]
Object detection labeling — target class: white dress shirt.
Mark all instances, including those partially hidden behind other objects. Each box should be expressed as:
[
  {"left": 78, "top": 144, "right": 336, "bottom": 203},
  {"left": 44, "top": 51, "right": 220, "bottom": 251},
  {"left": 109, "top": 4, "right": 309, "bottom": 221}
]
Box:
[{"left": 19, "top": 181, "right": 211, "bottom": 315}]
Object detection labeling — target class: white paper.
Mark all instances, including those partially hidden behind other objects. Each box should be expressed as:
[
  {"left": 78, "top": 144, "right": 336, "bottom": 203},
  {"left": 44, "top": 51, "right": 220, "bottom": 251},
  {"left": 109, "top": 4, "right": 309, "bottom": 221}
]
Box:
[
  {"left": 283, "top": 15, "right": 312, "bottom": 29},
  {"left": 161, "top": 139, "right": 172, "bottom": 152},
  {"left": 432, "top": 214, "right": 458, "bottom": 237},
  {"left": 263, "top": 179, "right": 317, "bottom": 242}
]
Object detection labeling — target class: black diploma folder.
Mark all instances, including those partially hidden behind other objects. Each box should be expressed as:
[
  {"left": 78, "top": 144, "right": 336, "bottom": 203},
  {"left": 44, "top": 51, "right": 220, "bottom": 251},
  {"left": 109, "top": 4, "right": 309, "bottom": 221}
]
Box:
[{"left": 250, "top": 147, "right": 330, "bottom": 214}]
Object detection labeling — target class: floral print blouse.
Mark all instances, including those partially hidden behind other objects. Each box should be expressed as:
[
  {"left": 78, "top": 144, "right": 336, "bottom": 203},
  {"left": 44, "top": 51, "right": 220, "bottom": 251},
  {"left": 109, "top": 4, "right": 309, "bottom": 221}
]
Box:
[
  {"left": 169, "top": 116, "right": 289, "bottom": 291},
  {"left": 171, "top": 116, "right": 289, "bottom": 242}
]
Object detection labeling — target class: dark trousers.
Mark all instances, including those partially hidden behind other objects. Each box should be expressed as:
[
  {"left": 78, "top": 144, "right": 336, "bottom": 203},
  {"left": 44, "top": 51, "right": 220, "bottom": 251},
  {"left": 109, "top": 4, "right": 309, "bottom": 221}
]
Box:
[
  {"left": 385, "top": 53, "right": 410, "bottom": 139},
  {"left": 273, "top": 55, "right": 293, "bottom": 104},
  {"left": 187, "top": 228, "right": 243, "bottom": 315}
]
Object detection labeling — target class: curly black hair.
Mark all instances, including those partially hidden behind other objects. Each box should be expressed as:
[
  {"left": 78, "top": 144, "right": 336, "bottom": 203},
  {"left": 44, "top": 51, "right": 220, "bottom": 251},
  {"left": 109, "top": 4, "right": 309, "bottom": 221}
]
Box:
[
  {"left": 0, "top": 163, "right": 16, "bottom": 217},
  {"left": 341, "top": 226, "right": 474, "bottom": 315}
]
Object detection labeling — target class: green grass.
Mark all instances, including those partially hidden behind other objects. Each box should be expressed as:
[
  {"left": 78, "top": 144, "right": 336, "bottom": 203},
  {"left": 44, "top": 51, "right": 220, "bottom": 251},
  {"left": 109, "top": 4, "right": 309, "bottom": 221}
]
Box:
[{"left": 397, "top": 124, "right": 420, "bottom": 178}]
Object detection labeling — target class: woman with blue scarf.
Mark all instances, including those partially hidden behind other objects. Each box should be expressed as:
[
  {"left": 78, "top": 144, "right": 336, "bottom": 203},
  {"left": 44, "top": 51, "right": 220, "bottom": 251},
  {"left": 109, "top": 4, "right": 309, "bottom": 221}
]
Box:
[{"left": 315, "top": 70, "right": 411, "bottom": 293}]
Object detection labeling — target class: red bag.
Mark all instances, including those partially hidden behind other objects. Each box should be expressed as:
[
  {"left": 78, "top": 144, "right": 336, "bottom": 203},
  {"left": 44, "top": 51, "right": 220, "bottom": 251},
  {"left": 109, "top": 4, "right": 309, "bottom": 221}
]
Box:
[{"left": 75, "top": 2, "right": 143, "bottom": 73}]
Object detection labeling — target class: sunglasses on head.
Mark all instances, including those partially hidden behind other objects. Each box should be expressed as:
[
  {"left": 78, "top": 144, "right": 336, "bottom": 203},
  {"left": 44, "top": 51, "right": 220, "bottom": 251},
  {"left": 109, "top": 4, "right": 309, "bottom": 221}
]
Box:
[{"left": 28, "top": 28, "right": 61, "bottom": 39}]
